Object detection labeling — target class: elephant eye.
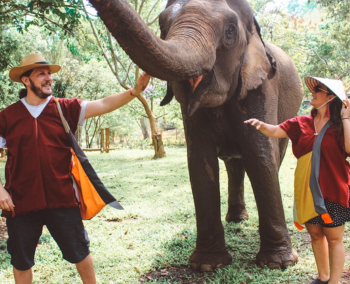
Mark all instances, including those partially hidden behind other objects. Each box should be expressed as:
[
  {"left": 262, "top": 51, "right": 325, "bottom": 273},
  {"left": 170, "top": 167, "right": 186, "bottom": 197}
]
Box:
[
  {"left": 160, "top": 29, "right": 167, "bottom": 39},
  {"left": 225, "top": 24, "right": 236, "bottom": 39},
  {"left": 160, "top": 25, "right": 168, "bottom": 40}
]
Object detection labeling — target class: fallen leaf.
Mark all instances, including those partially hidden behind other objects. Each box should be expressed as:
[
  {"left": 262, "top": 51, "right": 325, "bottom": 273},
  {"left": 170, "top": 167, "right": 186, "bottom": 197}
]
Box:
[{"left": 134, "top": 267, "right": 140, "bottom": 274}]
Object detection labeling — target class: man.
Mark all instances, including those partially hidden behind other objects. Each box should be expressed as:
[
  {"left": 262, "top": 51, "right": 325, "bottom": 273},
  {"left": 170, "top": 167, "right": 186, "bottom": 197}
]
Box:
[{"left": 0, "top": 54, "right": 150, "bottom": 284}]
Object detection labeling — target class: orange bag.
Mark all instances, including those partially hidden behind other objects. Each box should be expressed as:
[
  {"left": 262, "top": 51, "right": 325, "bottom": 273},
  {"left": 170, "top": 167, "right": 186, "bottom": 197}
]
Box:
[{"left": 54, "top": 98, "right": 123, "bottom": 220}]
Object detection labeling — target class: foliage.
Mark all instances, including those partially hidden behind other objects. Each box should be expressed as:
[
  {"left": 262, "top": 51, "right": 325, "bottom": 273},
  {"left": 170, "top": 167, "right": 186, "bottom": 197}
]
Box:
[
  {"left": 249, "top": 0, "right": 350, "bottom": 101},
  {"left": 287, "top": 0, "right": 317, "bottom": 16},
  {"left": 315, "top": 0, "right": 350, "bottom": 20},
  {"left": 0, "top": 0, "right": 83, "bottom": 34}
]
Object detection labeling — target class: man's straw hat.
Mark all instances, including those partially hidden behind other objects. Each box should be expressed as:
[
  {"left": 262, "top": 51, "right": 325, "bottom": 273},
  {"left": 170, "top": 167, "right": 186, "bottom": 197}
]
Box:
[
  {"left": 304, "top": 76, "right": 347, "bottom": 102},
  {"left": 9, "top": 54, "right": 61, "bottom": 83}
]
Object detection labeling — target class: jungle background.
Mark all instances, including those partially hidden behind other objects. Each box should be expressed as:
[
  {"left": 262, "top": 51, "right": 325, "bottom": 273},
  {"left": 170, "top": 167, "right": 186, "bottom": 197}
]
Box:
[
  {"left": 0, "top": 0, "right": 350, "bottom": 283},
  {"left": 1, "top": 0, "right": 349, "bottom": 153}
]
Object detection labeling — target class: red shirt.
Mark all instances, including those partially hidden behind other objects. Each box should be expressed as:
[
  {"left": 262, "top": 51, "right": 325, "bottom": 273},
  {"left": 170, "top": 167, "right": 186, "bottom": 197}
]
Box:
[
  {"left": 0, "top": 98, "right": 82, "bottom": 217},
  {"left": 279, "top": 115, "right": 350, "bottom": 207}
]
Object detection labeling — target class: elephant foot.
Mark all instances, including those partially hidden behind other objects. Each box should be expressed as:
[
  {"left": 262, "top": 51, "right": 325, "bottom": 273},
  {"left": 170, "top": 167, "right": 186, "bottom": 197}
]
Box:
[
  {"left": 256, "top": 247, "right": 298, "bottom": 269},
  {"left": 190, "top": 250, "right": 232, "bottom": 272},
  {"left": 225, "top": 205, "right": 249, "bottom": 223}
]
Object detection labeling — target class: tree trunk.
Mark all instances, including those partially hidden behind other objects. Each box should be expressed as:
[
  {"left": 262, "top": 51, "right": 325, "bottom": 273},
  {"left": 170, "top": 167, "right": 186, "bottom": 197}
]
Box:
[
  {"left": 137, "top": 95, "right": 165, "bottom": 158},
  {"left": 140, "top": 117, "right": 150, "bottom": 139},
  {"left": 100, "top": 128, "right": 105, "bottom": 153},
  {"left": 106, "top": 128, "right": 110, "bottom": 153},
  {"left": 85, "top": 130, "right": 90, "bottom": 148}
]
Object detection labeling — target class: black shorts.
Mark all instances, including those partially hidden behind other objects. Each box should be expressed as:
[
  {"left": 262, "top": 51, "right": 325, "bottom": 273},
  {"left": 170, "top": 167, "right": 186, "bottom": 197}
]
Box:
[
  {"left": 6, "top": 207, "right": 90, "bottom": 271},
  {"left": 307, "top": 195, "right": 350, "bottom": 227}
]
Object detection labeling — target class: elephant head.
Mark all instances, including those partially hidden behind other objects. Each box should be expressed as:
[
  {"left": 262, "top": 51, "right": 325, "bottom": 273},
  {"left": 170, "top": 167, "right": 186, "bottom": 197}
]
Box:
[{"left": 88, "top": 0, "right": 276, "bottom": 115}]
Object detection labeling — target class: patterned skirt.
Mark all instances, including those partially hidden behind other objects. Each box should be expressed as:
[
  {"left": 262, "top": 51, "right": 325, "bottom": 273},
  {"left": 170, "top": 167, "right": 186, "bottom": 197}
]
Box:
[{"left": 307, "top": 194, "right": 350, "bottom": 227}]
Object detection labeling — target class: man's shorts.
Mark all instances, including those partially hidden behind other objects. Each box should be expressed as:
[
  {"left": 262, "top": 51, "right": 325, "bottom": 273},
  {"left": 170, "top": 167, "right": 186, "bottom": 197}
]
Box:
[{"left": 6, "top": 207, "right": 90, "bottom": 271}]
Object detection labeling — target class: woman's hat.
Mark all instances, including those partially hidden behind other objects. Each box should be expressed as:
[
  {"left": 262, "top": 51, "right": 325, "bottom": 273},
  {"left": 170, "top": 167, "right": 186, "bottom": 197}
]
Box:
[
  {"left": 305, "top": 76, "right": 347, "bottom": 102},
  {"left": 9, "top": 54, "right": 61, "bottom": 83}
]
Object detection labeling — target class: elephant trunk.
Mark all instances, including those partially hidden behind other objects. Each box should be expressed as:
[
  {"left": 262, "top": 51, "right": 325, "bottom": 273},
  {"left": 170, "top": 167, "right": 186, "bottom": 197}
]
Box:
[{"left": 88, "top": 0, "right": 215, "bottom": 81}]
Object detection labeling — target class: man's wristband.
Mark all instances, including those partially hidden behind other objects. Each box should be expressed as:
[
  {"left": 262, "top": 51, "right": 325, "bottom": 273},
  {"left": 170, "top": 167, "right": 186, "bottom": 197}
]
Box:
[
  {"left": 341, "top": 117, "right": 349, "bottom": 120},
  {"left": 129, "top": 89, "right": 138, "bottom": 97}
]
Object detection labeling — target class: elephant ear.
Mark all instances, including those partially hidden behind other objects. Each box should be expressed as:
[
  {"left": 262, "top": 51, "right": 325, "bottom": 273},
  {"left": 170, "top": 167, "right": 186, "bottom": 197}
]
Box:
[{"left": 239, "top": 24, "right": 276, "bottom": 101}]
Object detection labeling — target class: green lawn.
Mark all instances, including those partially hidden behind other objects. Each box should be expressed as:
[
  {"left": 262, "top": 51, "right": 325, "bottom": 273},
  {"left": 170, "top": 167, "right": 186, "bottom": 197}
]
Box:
[{"left": 0, "top": 146, "right": 349, "bottom": 283}]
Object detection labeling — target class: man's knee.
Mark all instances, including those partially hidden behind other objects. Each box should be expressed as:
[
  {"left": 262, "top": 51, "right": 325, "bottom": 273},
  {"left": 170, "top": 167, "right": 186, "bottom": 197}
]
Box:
[{"left": 13, "top": 267, "right": 33, "bottom": 284}]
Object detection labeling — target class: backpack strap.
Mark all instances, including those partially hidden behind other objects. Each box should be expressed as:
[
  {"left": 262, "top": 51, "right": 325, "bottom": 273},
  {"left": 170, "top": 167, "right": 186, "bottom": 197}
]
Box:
[{"left": 53, "top": 98, "right": 70, "bottom": 134}]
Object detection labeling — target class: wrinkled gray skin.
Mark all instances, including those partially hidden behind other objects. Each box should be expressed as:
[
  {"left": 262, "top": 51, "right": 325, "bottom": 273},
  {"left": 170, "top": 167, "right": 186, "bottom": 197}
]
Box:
[{"left": 89, "top": 0, "right": 303, "bottom": 271}]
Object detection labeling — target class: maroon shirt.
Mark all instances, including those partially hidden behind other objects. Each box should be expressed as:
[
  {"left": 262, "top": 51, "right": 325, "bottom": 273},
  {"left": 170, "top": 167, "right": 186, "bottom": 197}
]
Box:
[
  {"left": 280, "top": 115, "right": 350, "bottom": 207},
  {"left": 0, "top": 98, "right": 82, "bottom": 217}
]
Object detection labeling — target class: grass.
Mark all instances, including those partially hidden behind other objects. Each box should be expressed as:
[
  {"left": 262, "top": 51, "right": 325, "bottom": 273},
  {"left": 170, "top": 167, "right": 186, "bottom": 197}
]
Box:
[{"left": 0, "top": 146, "right": 349, "bottom": 283}]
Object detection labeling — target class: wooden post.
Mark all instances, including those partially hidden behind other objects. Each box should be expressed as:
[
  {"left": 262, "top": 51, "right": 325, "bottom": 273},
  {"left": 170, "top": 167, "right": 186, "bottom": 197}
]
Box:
[
  {"left": 105, "top": 128, "right": 110, "bottom": 153},
  {"left": 86, "top": 130, "right": 90, "bottom": 148},
  {"left": 100, "top": 128, "right": 105, "bottom": 153}
]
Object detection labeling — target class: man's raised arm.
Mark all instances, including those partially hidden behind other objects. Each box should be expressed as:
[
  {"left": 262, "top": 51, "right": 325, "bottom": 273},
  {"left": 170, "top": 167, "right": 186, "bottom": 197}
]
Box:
[{"left": 85, "top": 72, "right": 151, "bottom": 119}]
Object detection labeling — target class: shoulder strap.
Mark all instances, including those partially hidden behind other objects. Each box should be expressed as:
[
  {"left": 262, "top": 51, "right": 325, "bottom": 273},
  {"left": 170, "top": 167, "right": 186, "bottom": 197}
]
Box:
[
  {"left": 309, "top": 120, "right": 331, "bottom": 216},
  {"left": 53, "top": 98, "right": 70, "bottom": 134}
]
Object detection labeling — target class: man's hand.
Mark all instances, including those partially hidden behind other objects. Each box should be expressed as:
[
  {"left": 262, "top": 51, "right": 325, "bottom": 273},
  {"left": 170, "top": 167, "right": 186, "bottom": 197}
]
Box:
[
  {"left": 131, "top": 72, "right": 151, "bottom": 96},
  {"left": 0, "top": 186, "right": 14, "bottom": 212}
]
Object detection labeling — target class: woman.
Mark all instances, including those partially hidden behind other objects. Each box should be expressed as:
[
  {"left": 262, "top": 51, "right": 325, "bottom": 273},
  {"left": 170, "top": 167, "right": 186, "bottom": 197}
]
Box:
[{"left": 245, "top": 76, "right": 350, "bottom": 284}]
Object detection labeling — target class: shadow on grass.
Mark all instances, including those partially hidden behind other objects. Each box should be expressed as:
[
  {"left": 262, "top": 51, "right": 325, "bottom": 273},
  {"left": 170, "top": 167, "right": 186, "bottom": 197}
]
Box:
[{"left": 137, "top": 219, "right": 266, "bottom": 284}]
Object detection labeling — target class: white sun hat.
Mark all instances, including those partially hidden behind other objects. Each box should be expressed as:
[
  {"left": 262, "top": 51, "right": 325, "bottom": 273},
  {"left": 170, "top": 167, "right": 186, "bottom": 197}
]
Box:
[{"left": 305, "top": 76, "right": 347, "bottom": 103}]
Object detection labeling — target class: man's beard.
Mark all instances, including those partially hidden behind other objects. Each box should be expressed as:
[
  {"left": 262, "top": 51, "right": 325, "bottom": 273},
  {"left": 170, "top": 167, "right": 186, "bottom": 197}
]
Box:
[{"left": 29, "top": 78, "right": 51, "bottom": 99}]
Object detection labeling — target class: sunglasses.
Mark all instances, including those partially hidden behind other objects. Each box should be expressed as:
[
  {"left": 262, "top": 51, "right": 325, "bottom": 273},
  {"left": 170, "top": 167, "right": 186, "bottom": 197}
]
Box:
[{"left": 312, "top": 86, "right": 329, "bottom": 93}]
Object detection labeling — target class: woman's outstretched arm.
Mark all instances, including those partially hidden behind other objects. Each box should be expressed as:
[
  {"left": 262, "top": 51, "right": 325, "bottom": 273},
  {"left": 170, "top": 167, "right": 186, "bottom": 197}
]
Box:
[{"left": 244, "top": 118, "right": 288, "bottom": 138}]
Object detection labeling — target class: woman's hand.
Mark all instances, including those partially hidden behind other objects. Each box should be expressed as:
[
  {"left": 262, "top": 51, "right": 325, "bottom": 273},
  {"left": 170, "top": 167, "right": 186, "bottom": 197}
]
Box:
[
  {"left": 341, "top": 98, "right": 350, "bottom": 119},
  {"left": 244, "top": 118, "right": 265, "bottom": 130},
  {"left": 244, "top": 118, "right": 288, "bottom": 138}
]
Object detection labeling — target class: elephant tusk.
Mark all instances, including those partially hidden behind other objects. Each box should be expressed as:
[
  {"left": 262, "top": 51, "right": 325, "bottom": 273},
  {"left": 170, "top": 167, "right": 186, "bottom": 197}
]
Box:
[{"left": 189, "top": 75, "right": 203, "bottom": 92}]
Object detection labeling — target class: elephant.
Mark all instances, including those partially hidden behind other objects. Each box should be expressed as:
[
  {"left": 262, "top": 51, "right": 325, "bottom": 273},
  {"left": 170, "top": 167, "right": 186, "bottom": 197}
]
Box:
[{"left": 89, "top": 0, "right": 304, "bottom": 271}]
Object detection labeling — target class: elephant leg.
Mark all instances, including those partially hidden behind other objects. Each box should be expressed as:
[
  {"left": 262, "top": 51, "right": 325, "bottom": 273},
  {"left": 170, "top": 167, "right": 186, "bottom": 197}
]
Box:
[
  {"left": 243, "top": 153, "right": 297, "bottom": 269},
  {"left": 224, "top": 158, "right": 248, "bottom": 222},
  {"left": 186, "top": 140, "right": 232, "bottom": 271}
]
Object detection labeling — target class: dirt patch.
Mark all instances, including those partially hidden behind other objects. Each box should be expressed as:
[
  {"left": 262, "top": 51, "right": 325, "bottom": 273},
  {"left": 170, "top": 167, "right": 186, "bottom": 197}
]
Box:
[
  {"left": 139, "top": 265, "right": 213, "bottom": 283},
  {"left": 139, "top": 253, "right": 350, "bottom": 284},
  {"left": 0, "top": 217, "right": 7, "bottom": 243},
  {"left": 341, "top": 270, "right": 350, "bottom": 284},
  {"left": 340, "top": 252, "right": 350, "bottom": 284}
]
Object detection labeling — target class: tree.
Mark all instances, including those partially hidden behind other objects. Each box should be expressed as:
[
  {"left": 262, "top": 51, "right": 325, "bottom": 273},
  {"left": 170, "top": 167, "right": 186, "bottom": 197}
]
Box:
[{"left": 82, "top": 0, "right": 169, "bottom": 158}]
